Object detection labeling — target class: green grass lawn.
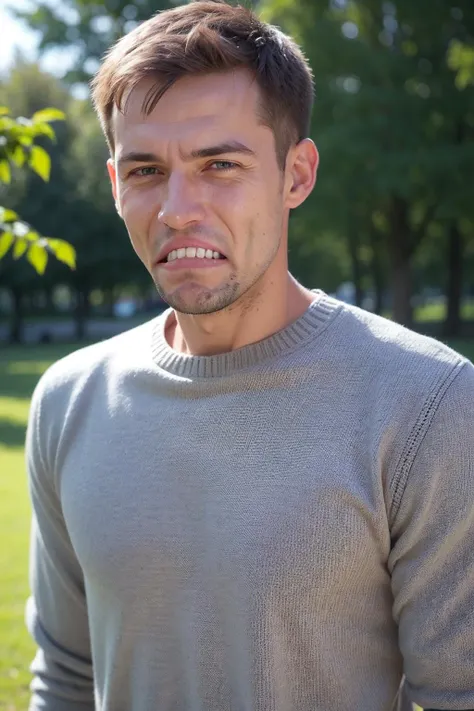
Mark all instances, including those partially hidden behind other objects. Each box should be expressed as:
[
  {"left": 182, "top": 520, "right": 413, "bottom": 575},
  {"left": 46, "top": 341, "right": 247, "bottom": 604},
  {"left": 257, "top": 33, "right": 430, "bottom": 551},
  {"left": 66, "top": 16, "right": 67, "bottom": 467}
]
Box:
[
  {"left": 414, "top": 299, "right": 474, "bottom": 323},
  {"left": 1, "top": 337, "right": 473, "bottom": 710},
  {"left": 0, "top": 342, "right": 88, "bottom": 710}
]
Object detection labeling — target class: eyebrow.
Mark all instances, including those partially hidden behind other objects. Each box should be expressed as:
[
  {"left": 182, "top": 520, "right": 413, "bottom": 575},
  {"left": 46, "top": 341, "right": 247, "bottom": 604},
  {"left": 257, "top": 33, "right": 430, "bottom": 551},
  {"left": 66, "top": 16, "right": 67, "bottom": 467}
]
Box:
[
  {"left": 117, "top": 141, "right": 255, "bottom": 167},
  {"left": 187, "top": 142, "right": 255, "bottom": 160}
]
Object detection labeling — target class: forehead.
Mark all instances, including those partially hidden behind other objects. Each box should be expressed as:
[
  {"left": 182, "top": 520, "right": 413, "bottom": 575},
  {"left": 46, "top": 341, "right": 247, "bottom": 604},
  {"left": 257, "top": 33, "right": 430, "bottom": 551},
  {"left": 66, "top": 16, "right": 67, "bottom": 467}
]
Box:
[{"left": 112, "top": 69, "right": 269, "bottom": 151}]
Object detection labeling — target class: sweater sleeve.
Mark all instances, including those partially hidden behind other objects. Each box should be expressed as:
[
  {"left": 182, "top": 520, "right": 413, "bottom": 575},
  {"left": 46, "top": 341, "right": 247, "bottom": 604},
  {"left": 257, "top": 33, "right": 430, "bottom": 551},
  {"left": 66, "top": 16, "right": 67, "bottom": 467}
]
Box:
[
  {"left": 25, "top": 376, "right": 95, "bottom": 710},
  {"left": 388, "top": 359, "right": 474, "bottom": 711}
]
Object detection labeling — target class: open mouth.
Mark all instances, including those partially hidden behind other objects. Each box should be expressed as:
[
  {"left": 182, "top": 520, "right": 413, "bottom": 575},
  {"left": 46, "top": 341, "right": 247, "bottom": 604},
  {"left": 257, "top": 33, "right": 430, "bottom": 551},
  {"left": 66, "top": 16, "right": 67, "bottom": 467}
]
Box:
[{"left": 159, "top": 247, "right": 226, "bottom": 264}]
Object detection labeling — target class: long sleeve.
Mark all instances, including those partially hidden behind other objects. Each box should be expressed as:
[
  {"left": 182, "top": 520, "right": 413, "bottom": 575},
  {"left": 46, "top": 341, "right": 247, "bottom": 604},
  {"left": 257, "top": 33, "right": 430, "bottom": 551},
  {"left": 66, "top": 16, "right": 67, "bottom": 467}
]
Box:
[
  {"left": 388, "top": 360, "right": 474, "bottom": 710},
  {"left": 25, "top": 376, "right": 95, "bottom": 710}
]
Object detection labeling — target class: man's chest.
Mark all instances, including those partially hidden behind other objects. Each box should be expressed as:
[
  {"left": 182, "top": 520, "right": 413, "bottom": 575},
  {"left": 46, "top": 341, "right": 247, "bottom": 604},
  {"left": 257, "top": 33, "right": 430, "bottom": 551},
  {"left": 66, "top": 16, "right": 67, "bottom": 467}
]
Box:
[{"left": 58, "top": 393, "right": 391, "bottom": 600}]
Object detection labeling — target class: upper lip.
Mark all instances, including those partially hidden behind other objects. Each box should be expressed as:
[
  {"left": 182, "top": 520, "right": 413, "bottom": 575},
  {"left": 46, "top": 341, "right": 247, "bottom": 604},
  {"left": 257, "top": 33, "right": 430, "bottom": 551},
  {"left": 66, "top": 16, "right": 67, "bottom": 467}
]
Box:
[{"left": 156, "top": 238, "right": 226, "bottom": 264}]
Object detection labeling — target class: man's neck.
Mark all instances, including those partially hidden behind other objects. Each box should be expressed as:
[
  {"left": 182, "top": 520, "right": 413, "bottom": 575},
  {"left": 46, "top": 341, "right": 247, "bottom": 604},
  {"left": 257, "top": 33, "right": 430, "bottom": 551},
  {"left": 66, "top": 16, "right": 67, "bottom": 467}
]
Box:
[{"left": 166, "top": 274, "right": 316, "bottom": 357}]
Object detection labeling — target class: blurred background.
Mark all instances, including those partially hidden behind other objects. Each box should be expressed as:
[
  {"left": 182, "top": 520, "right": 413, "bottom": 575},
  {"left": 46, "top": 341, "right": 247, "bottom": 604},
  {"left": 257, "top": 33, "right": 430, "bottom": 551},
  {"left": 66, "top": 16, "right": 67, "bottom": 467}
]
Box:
[
  {"left": 0, "top": 0, "right": 473, "bottom": 345},
  {"left": 0, "top": 0, "right": 473, "bottom": 708}
]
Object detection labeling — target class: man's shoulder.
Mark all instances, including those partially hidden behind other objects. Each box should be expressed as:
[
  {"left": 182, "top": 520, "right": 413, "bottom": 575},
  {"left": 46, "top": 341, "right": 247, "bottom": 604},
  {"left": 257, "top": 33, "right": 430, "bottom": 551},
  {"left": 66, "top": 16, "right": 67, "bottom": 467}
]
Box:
[
  {"left": 323, "top": 299, "right": 474, "bottom": 466},
  {"left": 33, "top": 315, "right": 162, "bottom": 407},
  {"left": 332, "top": 299, "right": 467, "bottom": 376}
]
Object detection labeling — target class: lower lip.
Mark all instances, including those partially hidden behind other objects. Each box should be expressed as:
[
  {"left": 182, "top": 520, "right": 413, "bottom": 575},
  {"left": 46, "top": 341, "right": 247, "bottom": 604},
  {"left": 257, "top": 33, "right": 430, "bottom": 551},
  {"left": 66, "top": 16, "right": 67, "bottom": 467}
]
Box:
[{"left": 157, "top": 257, "right": 227, "bottom": 270}]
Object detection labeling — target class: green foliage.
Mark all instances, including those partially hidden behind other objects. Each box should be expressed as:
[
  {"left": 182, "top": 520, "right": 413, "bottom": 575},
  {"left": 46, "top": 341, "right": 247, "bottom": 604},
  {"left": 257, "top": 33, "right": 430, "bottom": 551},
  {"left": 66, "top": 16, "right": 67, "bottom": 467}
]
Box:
[
  {"left": 0, "top": 106, "right": 76, "bottom": 274},
  {"left": 29, "top": 145, "right": 51, "bottom": 181},
  {"left": 7, "top": 0, "right": 474, "bottom": 328},
  {"left": 13, "top": 0, "right": 179, "bottom": 85},
  {"left": 0, "top": 60, "right": 148, "bottom": 316},
  {"left": 448, "top": 40, "right": 474, "bottom": 89},
  {"left": 260, "top": 0, "right": 474, "bottom": 322}
]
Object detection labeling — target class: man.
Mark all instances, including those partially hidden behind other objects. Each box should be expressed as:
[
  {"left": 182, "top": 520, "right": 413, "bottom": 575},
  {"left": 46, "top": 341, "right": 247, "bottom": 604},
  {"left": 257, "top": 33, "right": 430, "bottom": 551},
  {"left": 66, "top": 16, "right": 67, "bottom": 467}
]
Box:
[{"left": 25, "top": 2, "right": 474, "bottom": 710}]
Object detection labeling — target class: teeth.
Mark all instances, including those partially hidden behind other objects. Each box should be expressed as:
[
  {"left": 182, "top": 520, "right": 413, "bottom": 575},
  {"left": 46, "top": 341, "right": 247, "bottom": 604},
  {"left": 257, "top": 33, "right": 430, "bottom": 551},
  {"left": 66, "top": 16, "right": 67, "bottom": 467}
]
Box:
[{"left": 166, "top": 247, "right": 223, "bottom": 262}]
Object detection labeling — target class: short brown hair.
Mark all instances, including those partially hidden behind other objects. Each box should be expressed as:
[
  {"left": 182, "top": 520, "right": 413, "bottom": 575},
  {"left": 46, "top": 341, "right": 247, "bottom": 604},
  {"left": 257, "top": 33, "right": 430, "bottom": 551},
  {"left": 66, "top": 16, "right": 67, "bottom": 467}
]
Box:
[{"left": 91, "top": 0, "right": 314, "bottom": 169}]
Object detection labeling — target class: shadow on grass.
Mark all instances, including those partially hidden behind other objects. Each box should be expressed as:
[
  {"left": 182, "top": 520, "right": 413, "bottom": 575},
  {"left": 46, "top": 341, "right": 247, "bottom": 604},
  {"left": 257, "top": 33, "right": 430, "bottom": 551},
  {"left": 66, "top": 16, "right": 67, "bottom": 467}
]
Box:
[
  {"left": 0, "top": 418, "right": 27, "bottom": 449},
  {"left": 0, "top": 369, "right": 44, "bottom": 401}
]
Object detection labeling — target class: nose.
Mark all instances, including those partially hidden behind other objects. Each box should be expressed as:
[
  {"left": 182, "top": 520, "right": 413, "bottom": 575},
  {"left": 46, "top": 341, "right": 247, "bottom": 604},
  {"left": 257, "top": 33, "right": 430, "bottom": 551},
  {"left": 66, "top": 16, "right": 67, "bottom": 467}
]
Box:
[{"left": 157, "top": 172, "right": 205, "bottom": 231}]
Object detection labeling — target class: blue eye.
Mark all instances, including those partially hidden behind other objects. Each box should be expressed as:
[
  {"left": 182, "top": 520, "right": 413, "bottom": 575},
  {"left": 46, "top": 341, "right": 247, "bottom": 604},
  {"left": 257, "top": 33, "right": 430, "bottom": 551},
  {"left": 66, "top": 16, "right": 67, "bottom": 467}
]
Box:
[
  {"left": 211, "top": 161, "right": 237, "bottom": 171},
  {"left": 132, "top": 167, "right": 159, "bottom": 177}
]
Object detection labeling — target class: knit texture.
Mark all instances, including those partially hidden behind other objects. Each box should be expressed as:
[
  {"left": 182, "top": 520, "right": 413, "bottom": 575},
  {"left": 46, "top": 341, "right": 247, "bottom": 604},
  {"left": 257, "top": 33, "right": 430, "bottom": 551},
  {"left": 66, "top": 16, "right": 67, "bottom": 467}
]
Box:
[{"left": 25, "top": 292, "right": 474, "bottom": 710}]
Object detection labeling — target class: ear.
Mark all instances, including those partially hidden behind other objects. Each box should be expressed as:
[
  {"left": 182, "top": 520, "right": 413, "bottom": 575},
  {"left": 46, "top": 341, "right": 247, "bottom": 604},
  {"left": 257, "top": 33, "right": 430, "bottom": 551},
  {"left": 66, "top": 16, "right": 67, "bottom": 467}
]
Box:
[
  {"left": 284, "top": 139, "right": 319, "bottom": 210},
  {"left": 107, "top": 158, "right": 121, "bottom": 216}
]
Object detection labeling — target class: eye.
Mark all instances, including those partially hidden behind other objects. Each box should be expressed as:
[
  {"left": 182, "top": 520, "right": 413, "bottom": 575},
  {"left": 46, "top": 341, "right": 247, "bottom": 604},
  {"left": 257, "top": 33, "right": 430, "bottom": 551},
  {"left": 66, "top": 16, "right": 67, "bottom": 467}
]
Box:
[
  {"left": 130, "top": 166, "right": 161, "bottom": 177},
  {"left": 209, "top": 160, "right": 238, "bottom": 171}
]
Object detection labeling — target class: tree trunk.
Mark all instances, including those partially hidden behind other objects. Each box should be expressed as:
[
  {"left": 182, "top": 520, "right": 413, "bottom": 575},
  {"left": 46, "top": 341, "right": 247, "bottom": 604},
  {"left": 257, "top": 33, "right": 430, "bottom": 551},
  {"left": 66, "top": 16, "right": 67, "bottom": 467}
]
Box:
[
  {"left": 391, "top": 259, "right": 413, "bottom": 327},
  {"left": 74, "top": 286, "right": 90, "bottom": 341},
  {"left": 443, "top": 121, "right": 466, "bottom": 339},
  {"left": 9, "top": 288, "right": 24, "bottom": 344},
  {"left": 443, "top": 221, "right": 463, "bottom": 339},
  {"left": 347, "top": 224, "right": 364, "bottom": 307},
  {"left": 387, "top": 197, "right": 413, "bottom": 327},
  {"left": 369, "top": 226, "right": 384, "bottom": 314}
]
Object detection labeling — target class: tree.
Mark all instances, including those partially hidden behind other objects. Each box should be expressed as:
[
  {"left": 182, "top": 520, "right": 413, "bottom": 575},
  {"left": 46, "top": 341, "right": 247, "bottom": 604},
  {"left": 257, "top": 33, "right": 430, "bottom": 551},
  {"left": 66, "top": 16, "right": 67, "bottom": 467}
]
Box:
[
  {"left": 0, "top": 107, "right": 76, "bottom": 273},
  {"left": 0, "top": 60, "right": 151, "bottom": 342},
  {"left": 448, "top": 39, "right": 474, "bottom": 89},
  {"left": 260, "top": 0, "right": 474, "bottom": 327},
  {"left": 0, "top": 63, "right": 79, "bottom": 342},
  {"left": 13, "top": 0, "right": 474, "bottom": 330},
  {"left": 12, "top": 0, "right": 178, "bottom": 85}
]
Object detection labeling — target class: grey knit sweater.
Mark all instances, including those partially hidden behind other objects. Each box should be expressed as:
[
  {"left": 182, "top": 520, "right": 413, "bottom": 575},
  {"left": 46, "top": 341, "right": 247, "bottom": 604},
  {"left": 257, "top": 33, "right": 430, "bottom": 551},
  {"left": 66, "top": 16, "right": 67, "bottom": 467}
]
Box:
[{"left": 25, "top": 292, "right": 474, "bottom": 711}]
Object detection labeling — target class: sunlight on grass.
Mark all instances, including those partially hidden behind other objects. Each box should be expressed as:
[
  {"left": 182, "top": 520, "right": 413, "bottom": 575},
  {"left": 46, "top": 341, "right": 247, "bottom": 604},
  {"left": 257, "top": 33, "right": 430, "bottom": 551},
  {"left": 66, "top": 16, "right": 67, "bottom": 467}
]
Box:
[
  {"left": 414, "top": 298, "right": 474, "bottom": 323},
  {"left": 6, "top": 361, "right": 56, "bottom": 376},
  {"left": 0, "top": 397, "right": 31, "bottom": 423},
  {"left": 0, "top": 343, "right": 78, "bottom": 710},
  {"left": 0, "top": 446, "right": 36, "bottom": 709}
]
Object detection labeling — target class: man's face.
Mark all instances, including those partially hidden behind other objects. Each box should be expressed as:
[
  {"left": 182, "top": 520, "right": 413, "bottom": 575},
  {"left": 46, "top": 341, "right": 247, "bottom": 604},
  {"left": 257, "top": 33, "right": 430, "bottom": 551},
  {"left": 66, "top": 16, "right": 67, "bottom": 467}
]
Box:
[{"left": 108, "top": 70, "right": 299, "bottom": 314}]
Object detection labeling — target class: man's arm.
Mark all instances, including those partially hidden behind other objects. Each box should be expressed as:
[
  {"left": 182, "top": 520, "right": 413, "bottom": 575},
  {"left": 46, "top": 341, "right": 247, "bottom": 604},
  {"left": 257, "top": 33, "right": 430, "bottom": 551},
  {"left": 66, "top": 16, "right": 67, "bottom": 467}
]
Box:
[
  {"left": 388, "top": 359, "right": 474, "bottom": 711},
  {"left": 25, "top": 375, "right": 94, "bottom": 710}
]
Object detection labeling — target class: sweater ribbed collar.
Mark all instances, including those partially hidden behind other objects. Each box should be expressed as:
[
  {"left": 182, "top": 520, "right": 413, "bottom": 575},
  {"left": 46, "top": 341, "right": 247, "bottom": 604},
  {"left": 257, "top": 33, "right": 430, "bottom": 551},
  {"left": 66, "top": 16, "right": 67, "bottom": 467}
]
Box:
[{"left": 150, "top": 290, "right": 340, "bottom": 378}]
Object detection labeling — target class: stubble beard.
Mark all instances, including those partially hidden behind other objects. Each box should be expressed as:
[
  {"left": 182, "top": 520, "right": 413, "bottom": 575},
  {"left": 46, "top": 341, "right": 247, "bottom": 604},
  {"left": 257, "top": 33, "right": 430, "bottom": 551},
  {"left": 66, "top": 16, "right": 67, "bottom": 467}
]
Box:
[{"left": 153, "top": 271, "right": 243, "bottom": 315}]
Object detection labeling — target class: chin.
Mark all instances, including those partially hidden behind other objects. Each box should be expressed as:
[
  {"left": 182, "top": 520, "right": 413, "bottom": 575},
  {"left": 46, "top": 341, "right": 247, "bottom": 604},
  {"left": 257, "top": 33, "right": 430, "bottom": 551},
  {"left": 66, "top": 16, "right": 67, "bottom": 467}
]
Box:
[{"left": 156, "top": 281, "right": 240, "bottom": 315}]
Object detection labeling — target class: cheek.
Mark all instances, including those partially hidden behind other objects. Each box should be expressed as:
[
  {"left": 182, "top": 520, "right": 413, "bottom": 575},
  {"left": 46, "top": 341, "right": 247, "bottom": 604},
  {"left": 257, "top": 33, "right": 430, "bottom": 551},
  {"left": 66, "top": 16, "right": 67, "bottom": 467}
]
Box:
[
  {"left": 216, "top": 182, "right": 261, "bottom": 229},
  {"left": 120, "top": 186, "right": 159, "bottom": 263}
]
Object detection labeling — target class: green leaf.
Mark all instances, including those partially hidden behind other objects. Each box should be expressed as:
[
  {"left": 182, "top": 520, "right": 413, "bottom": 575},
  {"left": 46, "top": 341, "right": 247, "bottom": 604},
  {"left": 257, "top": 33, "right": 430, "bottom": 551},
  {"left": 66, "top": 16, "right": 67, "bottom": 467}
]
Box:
[
  {"left": 448, "top": 40, "right": 474, "bottom": 90},
  {"left": 18, "top": 134, "right": 33, "bottom": 146},
  {"left": 27, "top": 242, "right": 48, "bottom": 274},
  {"left": 8, "top": 145, "right": 26, "bottom": 168},
  {"left": 13, "top": 237, "right": 28, "bottom": 259},
  {"left": 0, "top": 160, "right": 11, "bottom": 184},
  {"left": 456, "top": 69, "right": 472, "bottom": 90},
  {"left": 0, "top": 207, "right": 18, "bottom": 222},
  {"left": 29, "top": 145, "right": 51, "bottom": 181},
  {"left": 32, "top": 121, "right": 55, "bottom": 141},
  {"left": 32, "top": 108, "right": 66, "bottom": 123},
  {"left": 47, "top": 238, "right": 76, "bottom": 269},
  {"left": 0, "top": 231, "right": 14, "bottom": 258},
  {"left": 0, "top": 107, "right": 9, "bottom": 116}
]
